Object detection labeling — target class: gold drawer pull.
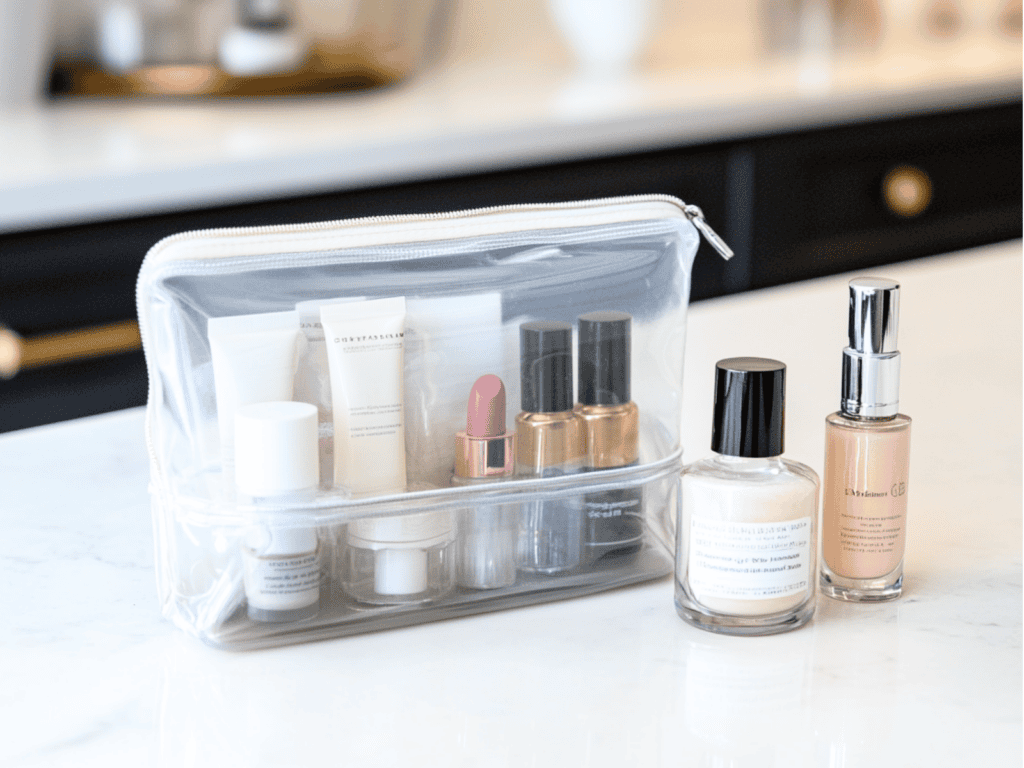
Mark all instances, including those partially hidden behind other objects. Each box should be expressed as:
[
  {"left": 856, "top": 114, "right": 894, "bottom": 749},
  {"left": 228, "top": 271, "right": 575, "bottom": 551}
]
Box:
[
  {"left": 882, "top": 165, "right": 933, "bottom": 218},
  {"left": 0, "top": 320, "right": 142, "bottom": 380}
]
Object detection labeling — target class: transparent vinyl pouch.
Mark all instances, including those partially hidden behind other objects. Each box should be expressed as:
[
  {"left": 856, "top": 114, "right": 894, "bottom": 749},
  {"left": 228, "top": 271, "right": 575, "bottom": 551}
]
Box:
[{"left": 137, "top": 195, "right": 728, "bottom": 649}]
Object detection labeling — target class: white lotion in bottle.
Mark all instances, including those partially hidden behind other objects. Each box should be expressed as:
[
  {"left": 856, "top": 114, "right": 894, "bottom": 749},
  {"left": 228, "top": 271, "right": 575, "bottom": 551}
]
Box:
[{"left": 676, "top": 358, "right": 818, "bottom": 636}]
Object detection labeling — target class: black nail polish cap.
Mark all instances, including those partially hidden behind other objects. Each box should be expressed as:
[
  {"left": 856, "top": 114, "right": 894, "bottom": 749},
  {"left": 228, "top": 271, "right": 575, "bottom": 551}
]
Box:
[
  {"left": 578, "top": 311, "right": 631, "bottom": 406},
  {"left": 520, "top": 321, "right": 573, "bottom": 413},
  {"left": 711, "top": 357, "right": 786, "bottom": 458}
]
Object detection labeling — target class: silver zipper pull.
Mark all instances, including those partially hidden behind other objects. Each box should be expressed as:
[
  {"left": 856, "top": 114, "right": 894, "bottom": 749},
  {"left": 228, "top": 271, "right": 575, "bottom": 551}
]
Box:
[{"left": 683, "top": 204, "right": 734, "bottom": 260}]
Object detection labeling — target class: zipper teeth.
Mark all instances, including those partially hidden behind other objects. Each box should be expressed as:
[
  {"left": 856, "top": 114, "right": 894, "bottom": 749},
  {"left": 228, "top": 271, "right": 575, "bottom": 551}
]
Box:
[
  {"left": 141, "top": 193, "right": 687, "bottom": 260},
  {"left": 145, "top": 218, "right": 677, "bottom": 280},
  {"left": 135, "top": 193, "right": 696, "bottom": 489}
]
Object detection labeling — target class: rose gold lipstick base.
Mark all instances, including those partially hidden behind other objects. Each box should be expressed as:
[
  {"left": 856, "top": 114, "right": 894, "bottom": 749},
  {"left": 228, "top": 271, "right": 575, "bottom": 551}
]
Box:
[{"left": 455, "top": 432, "right": 514, "bottom": 479}]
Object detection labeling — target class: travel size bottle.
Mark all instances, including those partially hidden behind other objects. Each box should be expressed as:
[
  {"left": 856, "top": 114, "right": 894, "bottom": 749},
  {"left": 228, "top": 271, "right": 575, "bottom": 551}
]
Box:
[
  {"left": 821, "top": 278, "right": 911, "bottom": 602},
  {"left": 235, "top": 401, "right": 321, "bottom": 623},
  {"left": 676, "top": 358, "right": 818, "bottom": 636},
  {"left": 575, "top": 311, "right": 642, "bottom": 566},
  {"left": 516, "top": 321, "right": 586, "bottom": 574}
]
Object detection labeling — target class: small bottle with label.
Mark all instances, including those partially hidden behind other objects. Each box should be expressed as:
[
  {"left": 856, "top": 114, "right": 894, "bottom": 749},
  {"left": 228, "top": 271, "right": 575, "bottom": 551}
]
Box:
[
  {"left": 516, "top": 321, "right": 586, "bottom": 574},
  {"left": 236, "top": 401, "right": 321, "bottom": 623},
  {"left": 821, "top": 278, "right": 911, "bottom": 602},
  {"left": 575, "top": 311, "right": 642, "bottom": 567},
  {"left": 675, "top": 358, "right": 818, "bottom": 635}
]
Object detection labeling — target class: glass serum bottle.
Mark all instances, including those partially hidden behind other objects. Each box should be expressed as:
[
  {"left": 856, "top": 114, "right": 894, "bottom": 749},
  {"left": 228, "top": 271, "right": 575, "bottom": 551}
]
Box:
[
  {"left": 676, "top": 358, "right": 819, "bottom": 635},
  {"left": 516, "top": 321, "right": 586, "bottom": 574},
  {"left": 575, "top": 311, "right": 642, "bottom": 567},
  {"left": 821, "top": 278, "right": 911, "bottom": 602}
]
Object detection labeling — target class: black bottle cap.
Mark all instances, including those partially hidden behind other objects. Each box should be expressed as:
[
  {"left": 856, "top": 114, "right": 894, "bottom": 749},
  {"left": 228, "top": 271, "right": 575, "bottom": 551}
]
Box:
[
  {"left": 711, "top": 357, "right": 786, "bottom": 458},
  {"left": 578, "top": 311, "right": 631, "bottom": 406},
  {"left": 520, "top": 321, "right": 573, "bottom": 413}
]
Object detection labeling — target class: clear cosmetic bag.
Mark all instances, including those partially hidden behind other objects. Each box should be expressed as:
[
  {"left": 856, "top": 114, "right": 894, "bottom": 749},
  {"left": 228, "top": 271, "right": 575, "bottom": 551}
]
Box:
[{"left": 137, "top": 195, "right": 729, "bottom": 649}]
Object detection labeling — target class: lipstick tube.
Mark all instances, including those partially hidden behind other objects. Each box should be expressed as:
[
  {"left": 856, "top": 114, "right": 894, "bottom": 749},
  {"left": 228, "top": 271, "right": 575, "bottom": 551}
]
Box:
[
  {"left": 516, "top": 321, "right": 586, "bottom": 574},
  {"left": 576, "top": 311, "right": 643, "bottom": 566},
  {"left": 453, "top": 374, "right": 517, "bottom": 590}
]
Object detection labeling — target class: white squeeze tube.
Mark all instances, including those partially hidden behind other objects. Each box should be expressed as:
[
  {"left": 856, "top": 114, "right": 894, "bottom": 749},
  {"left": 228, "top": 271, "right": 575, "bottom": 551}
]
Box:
[
  {"left": 208, "top": 310, "right": 302, "bottom": 487},
  {"left": 294, "top": 296, "right": 366, "bottom": 487},
  {"left": 321, "top": 296, "right": 452, "bottom": 602},
  {"left": 321, "top": 297, "right": 408, "bottom": 495}
]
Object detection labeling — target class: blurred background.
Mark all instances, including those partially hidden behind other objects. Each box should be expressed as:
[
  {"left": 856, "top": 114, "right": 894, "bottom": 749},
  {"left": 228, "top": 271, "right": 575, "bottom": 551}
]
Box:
[{"left": 0, "top": 0, "right": 1020, "bottom": 431}]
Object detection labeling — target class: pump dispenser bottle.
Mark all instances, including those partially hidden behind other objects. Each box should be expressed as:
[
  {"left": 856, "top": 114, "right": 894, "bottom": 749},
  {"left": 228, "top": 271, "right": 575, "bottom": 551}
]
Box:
[{"left": 821, "top": 278, "right": 912, "bottom": 602}]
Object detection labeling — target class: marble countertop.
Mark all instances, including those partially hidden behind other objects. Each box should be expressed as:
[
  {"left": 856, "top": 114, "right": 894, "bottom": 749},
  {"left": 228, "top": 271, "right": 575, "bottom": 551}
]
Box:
[
  {"left": 2, "top": 240, "right": 1020, "bottom": 767},
  {"left": 0, "top": 16, "right": 1020, "bottom": 234}
]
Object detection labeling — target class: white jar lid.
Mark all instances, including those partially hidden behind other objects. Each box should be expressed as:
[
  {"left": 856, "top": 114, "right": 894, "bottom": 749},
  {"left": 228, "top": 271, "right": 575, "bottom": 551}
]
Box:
[{"left": 235, "top": 401, "right": 318, "bottom": 497}]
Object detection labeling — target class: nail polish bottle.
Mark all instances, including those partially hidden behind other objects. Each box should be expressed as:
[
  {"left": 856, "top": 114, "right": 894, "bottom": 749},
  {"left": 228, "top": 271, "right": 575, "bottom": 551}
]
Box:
[
  {"left": 516, "top": 321, "right": 586, "bottom": 574},
  {"left": 821, "top": 278, "right": 912, "bottom": 602},
  {"left": 235, "top": 401, "right": 321, "bottom": 623},
  {"left": 453, "top": 374, "right": 517, "bottom": 590},
  {"left": 676, "top": 358, "right": 818, "bottom": 635},
  {"left": 575, "top": 311, "right": 642, "bottom": 566}
]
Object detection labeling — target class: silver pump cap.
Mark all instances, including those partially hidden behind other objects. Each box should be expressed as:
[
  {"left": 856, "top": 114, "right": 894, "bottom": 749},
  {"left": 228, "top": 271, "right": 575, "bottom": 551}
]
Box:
[{"left": 841, "top": 277, "right": 901, "bottom": 418}]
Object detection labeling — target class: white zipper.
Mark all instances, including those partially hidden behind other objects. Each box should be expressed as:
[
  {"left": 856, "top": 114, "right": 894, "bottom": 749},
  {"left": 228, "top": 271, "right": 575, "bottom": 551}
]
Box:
[
  {"left": 137, "top": 194, "right": 730, "bottom": 275},
  {"left": 136, "top": 193, "right": 732, "bottom": 495}
]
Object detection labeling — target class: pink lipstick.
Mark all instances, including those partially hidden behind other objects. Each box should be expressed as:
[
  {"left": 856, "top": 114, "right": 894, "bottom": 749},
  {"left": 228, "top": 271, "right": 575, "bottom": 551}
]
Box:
[
  {"left": 453, "top": 374, "right": 516, "bottom": 589},
  {"left": 455, "top": 374, "right": 515, "bottom": 479}
]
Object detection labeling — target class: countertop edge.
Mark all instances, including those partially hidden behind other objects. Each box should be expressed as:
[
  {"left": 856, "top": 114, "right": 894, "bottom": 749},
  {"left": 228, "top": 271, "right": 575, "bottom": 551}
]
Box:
[{"left": 0, "top": 75, "right": 1019, "bottom": 234}]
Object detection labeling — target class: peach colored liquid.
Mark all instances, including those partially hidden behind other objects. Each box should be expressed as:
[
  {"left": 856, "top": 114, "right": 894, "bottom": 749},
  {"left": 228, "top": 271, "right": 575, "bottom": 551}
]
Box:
[{"left": 823, "top": 413, "right": 911, "bottom": 579}]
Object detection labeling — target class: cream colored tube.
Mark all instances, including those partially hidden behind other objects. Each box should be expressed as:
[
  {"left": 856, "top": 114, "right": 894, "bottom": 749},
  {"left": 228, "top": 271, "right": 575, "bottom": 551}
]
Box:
[
  {"left": 320, "top": 297, "right": 407, "bottom": 495},
  {"left": 294, "top": 296, "right": 366, "bottom": 487},
  {"left": 323, "top": 297, "right": 457, "bottom": 599},
  {"left": 208, "top": 310, "right": 301, "bottom": 481}
]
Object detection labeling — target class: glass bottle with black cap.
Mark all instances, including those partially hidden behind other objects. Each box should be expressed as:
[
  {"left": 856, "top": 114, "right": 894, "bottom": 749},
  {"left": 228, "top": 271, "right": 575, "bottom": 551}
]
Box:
[
  {"left": 575, "top": 311, "right": 642, "bottom": 567},
  {"left": 516, "top": 321, "right": 586, "bottom": 575},
  {"left": 675, "top": 357, "right": 819, "bottom": 635}
]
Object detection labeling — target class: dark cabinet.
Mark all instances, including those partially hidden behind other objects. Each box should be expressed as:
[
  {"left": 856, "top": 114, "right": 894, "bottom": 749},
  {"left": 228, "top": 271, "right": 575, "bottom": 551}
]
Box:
[{"left": 749, "top": 104, "right": 1022, "bottom": 288}]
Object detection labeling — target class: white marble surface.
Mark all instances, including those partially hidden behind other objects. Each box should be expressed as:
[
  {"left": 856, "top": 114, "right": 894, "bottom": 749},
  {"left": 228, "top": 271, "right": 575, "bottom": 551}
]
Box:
[
  {"left": 1, "top": 241, "right": 1020, "bottom": 767},
  {"left": 0, "top": 23, "right": 1019, "bottom": 233}
]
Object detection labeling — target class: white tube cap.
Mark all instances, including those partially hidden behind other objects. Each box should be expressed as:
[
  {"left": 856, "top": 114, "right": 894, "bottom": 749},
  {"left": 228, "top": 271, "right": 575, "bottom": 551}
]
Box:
[{"left": 235, "top": 402, "right": 318, "bottom": 497}]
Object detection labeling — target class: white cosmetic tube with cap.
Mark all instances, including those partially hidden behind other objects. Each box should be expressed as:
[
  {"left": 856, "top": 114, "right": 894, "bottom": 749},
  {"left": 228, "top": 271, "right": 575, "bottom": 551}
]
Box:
[
  {"left": 320, "top": 296, "right": 453, "bottom": 603},
  {"left": 294, "top": 296, "right": 366, "bottom": 487},
  {"left": 236, "top": 401, "right": 321, "bottom": 623},
  {"left": 320, "top": 297, "right": 408, "bottom": 495},
  {"left": 208, "top": 310, "right": 302, "bottom": 489}
]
